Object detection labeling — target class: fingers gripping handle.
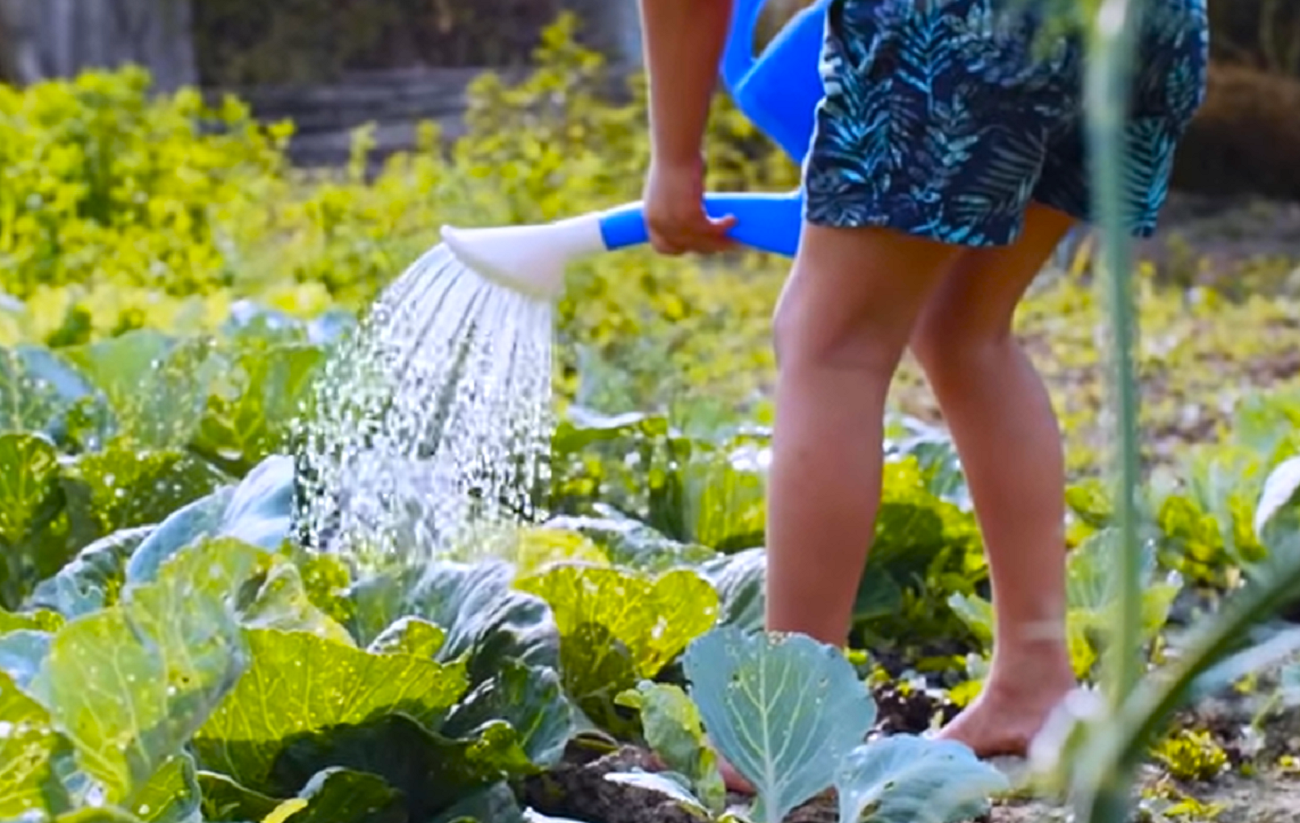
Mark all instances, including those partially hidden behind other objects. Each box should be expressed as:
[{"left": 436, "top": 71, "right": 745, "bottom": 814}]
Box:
[{"left": 597, "top": 191, "right": 803, "bottom": 257}]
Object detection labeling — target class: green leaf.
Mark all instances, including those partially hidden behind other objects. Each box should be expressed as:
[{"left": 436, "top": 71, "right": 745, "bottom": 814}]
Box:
[
  {"left": 60, "top": 331, "right": 216, "bottom": 450},
  {"left": 429, "top": 782, "right": 524, "bottom": 823},
  {"left": 27, "top": 527, "right": 151, "bottom": 619},
  {"left": 66, "top": 445, "right": 229, "bottom": 538},
  {"left": 367, "top": 617, "right": 446, "bottom": 657},
  {"left": 0, "top": 670, "right": 73, "bottom": 819},
  {"left": 542, "top": 514, "right": 715, "bottom": 573},
  {"left": 238, "top": 561, "right": 354, "bottom": 646},
  {"left": 272, "top": 767, "right": 403, "bottom": 823},
  {"left": 26, "top": 540, "right": 253, "bottom": 810},
  {"left": 698, "top": 548, "right": 766, "bottom": 633},
  {"left": 196, "top": 344, "right": 324, "bottom": 471},
  {"left": 124, "top": 491, "right": 234, "bottom": 587},
  {"left": 346, "top": 561, "right": 559, "bottom": 686},
  {"left": 52, "top": 808, "right": 146, "bottom": 823},
  {"left": 0, "top": 630, "right": 52, "bottom": 689},
  {"left": 127, "top": 455, "right": 297, "bottom": 586},
  {"left": 191, "top": 628, "right": 468, "bottom": 795},
  {"left": 262, "top": 714, "right": 521, "bottom": 821},
  {"left": 198, "top": 771, "right": 280, "bottom": 822},
  {"left": 442, "top": 659, "right": 576, "bottom": 770},
  {"left": 126, "top": 752, "right": 201, "bottom": 823},
  {"left": 682, "top": 626, "right": 877, "bottom": 823},
  {"left": 0, "top": 433, "right": 60, "bottom": 546},
  {"left": 0, "top": 608, "right": 63, "bottom": 634},
  {"left": 0, "top": 345, "right": 89, "bottom": 439},
  {"left": 615, "top": 681, "right": 724, "bottom": 813},
  {"left": 833, "top": 735, "right": 1008, "bottom": 823},
  {"left": 516, "top": 564, "right": 718, "bottom": 695},
  {"left": 601, "top": 771, "right": 711, "bottom": 817}
]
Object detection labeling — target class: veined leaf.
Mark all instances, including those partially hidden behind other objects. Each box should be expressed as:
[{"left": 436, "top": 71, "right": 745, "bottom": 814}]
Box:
[
  {"left": 126, "top": 455, "right": 296, "bottom": 586},
  {"left": 126, "top": 752, "right": 201, "bottom": 823},
  {"left": 65, "top": 444, "right": 229, "bottom": 539},
  {"left": 191, "top": 628, "right": 468, "bottom": 795},
  {"left": 27, "top": 527, "right": 151, "bottom": 620},
  {"left": 442, "top": 659, "right": 576, "bottom": 770},
  {"left": 698, "top": 547, "right": 766, "bottom": 633},
  {"left": 0, "top": 670, "right": 73, "bottom": 819},
  {"left": 60, "top": 331, "right": 216, "bottom": 451},
  {"left": 682, "top": 627, "right": 877, "bottom": 823},
  {"left": 516, "top": 564, "right": 718, "bottom": 732},
  {"left": 0, "top": 345, "right": 90, "bottom": 440},
  {"left": 0, "top": 433, "right": 60, "bottom": 547},
  {"left": 347, "top": 560, "right": 560, "bottom": 686},
  {"left": 26, "top": 539, "right": 253, "bottom": 812},
  {"left": 834, "top": 735, "right": 1008, "bottom": 823},
  {"left": 367, "top": 616, "right": 446, "bottom": 657}
]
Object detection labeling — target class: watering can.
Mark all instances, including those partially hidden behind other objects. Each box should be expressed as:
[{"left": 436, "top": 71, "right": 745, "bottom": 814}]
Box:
[{"left": 442, "top": 0, "right": 831, "bottom": 301}]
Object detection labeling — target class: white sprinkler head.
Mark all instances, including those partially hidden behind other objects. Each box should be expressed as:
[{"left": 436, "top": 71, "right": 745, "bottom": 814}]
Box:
[{"left": 440, "top": 214, "right": 607, "bottom": 303}]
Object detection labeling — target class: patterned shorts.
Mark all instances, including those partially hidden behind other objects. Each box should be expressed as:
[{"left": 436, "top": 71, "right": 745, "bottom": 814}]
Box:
[{"left": 802, "top": 0, "right": 1210, "bottom": 246}]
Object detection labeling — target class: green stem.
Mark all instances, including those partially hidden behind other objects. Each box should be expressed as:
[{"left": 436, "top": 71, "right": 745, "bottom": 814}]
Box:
[{"left": 1086, "top": 0, "right": 1146, "bottom": 713}]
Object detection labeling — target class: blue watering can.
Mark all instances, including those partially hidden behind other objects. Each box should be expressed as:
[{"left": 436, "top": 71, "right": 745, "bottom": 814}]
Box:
[{"left": 441, "top": 0, "right": 829, "bottom": 300}]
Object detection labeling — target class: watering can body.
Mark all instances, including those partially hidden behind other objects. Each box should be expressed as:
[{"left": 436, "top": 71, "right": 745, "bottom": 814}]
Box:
[{"left": 721, "top": 0, "right": 832, "bottom": 164}]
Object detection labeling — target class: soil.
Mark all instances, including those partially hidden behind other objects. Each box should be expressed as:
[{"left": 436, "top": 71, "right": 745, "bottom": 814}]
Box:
[{"left": 522, "top": 744, "right": 1300, "bottom": 823}]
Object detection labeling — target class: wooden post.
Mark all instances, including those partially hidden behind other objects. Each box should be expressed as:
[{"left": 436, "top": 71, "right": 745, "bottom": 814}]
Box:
[{"left": 0, "top": 0, "right": 197, "bottom": 91}]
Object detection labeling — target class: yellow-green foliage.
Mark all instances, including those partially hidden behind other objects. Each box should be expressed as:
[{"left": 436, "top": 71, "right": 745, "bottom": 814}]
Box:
[
  {"left": 3, "top": 14, "right": 1300, "bottom": 461},
  {"left": 1151, "top": 729, "right": 1230, "bottom": 783}
]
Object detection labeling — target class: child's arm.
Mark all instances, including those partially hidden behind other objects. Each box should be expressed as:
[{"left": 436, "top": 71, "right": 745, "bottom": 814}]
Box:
[{"left": 638, "top": 0, "right": 738, "bottom": 255}]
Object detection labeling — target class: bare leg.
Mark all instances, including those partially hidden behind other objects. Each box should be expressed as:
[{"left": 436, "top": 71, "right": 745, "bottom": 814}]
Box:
[
  {"left": 910, "top": 203, "right": 1078, "bottom": 757},
  {"left": 763, "top": 222, "right": 963, "bottom": 646}
]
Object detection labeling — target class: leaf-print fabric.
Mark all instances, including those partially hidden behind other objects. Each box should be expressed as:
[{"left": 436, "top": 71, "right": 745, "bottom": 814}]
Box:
[{"left": 802, "top": 0, "right": 1210, "bottom": 246}]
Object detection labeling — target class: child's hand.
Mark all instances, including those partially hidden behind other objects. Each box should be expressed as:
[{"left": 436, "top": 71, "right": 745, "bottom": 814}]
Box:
[{"left": 643, "top": 155, "right": 738, "bottom": 256}]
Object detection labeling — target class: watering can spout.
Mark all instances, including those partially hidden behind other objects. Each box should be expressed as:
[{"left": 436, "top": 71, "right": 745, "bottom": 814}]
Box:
[{"left": 439, "top": 215, "right": 606, "bottom": 303}]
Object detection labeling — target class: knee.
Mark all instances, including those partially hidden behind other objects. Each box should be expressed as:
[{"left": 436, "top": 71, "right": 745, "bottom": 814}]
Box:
[
  {"left": 910, "top": 310, "right": 1013, "bottom": 386},
  {"left": 771, "top": 295, "right": 907, "bottom": 383}
]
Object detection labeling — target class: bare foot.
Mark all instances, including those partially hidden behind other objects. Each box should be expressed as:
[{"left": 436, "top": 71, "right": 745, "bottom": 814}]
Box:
[{"left": 935, "top": 654, "right": 1077, "bottom": 759}]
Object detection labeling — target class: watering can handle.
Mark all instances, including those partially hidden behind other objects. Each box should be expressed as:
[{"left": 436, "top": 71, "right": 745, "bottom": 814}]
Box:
[
  {"left": 597, "top": 190, "right": 802, "bottom": 258},
  {"left": 720, "top": 0, "right": 771, "bottom": 94}
]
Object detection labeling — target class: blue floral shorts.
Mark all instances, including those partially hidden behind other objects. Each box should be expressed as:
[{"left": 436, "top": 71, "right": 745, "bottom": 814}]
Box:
[{"left": 802, "top": 0, "right": 1210, "bottom": 246}]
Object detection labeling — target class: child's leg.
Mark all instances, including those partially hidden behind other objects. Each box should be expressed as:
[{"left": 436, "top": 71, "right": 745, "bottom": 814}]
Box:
[
  {"left": 764, "top": 222, "right": 963, "bottom": 647},
  {"left": 910, "top": 202, "right": 1078, "bottom": 756}
]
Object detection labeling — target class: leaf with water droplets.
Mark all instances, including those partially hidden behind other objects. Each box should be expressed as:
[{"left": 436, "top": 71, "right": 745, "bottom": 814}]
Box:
[
  {"left": 60, "top": 331, "right": 217, "bottom": 451},
  {"left": 194, "top": 345, "right": 324, "bottom": 474},
  {"left": 516, "top": 564, "right": 718, "bottom": 731},
  {"left": 66, "top": 444, "right": 229, "bottom": 539},
  {"left": 191, "top": 629, "right": 468, "bottom": 794},
  {"left": 0, "top": 344, "right": 89, "bottom": 440},
  {"left": 683, "top": 627, "right": 877, "bottom": 823},
  {"left": 367, "top": 617, "right": 446, "bottom": 657},
  {"left": 127, "top": 752, "right": 201, "bottom": 823},
  {"left": 0, "top": 433, "right": 60, "bottom": 547},
  {"left": 834, "top": 735, "right": 1008, "bottom": 823},
  {"left": 0, "top": 670, "right": 74, "bottom": 818},
  {"left": 27, "top": 527, "right": 152, "bottom": 620},
  {"left": 26, "top": 540, "right": 252, "bottom": 811}
]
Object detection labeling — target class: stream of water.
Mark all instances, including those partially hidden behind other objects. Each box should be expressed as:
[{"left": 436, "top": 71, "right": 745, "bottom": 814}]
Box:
[{"left": 295, "top": 243, "right": 556, "bottom": 570}]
